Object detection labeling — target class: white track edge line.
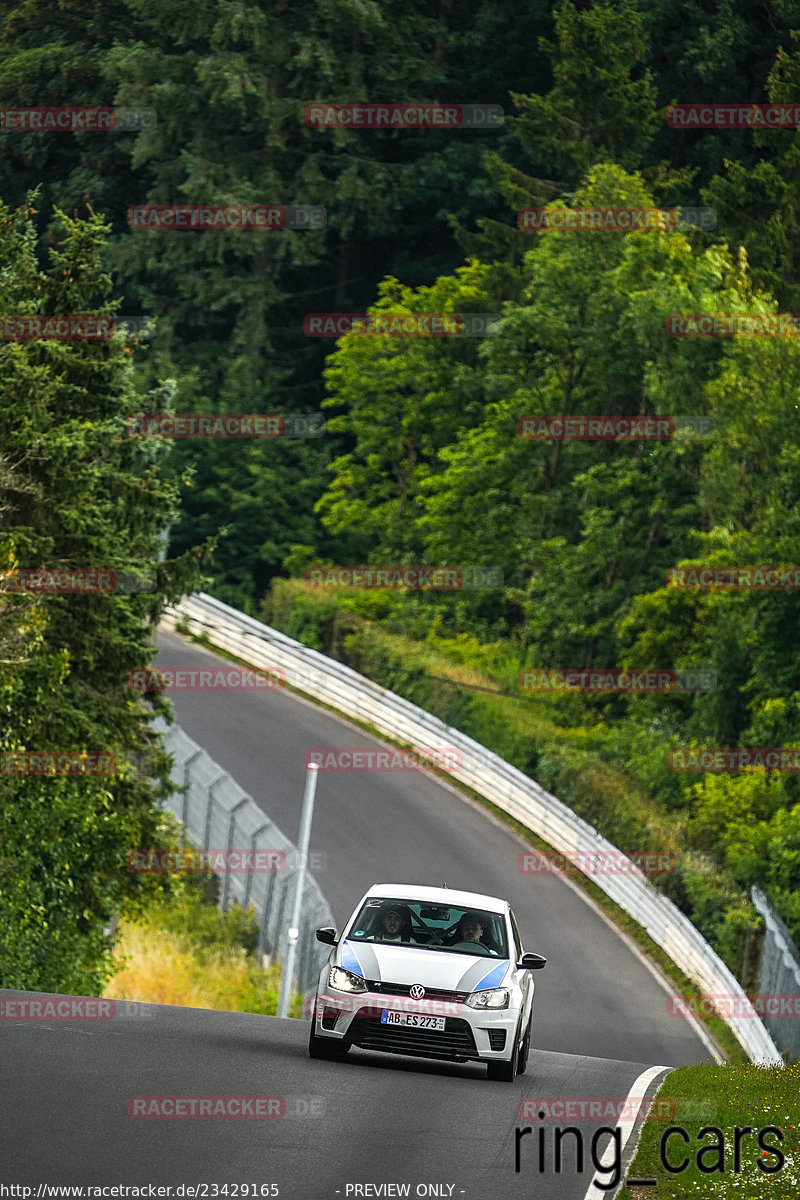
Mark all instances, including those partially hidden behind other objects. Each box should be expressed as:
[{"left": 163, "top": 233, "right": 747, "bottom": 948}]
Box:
[{"left": 581, "top": 1064, "right": 673, "bottom": 1199}]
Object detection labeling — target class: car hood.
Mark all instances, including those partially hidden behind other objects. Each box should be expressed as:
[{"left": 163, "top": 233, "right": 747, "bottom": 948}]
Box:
[{"left": 338, "top": 938, "right": 510, "bottom": 993}]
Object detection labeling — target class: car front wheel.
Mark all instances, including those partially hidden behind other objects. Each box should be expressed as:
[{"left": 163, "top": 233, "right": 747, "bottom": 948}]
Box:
[
  {"left": 308, "top": 1005, "right": 349, "bottom": 1060},
  {"left": 486, "top": 1056, "right": 516, "bottom": 1082},
  {"left": 486, "top": 1017, "right": 521, "bottom": 1082},
  {"left": 517, "top": 1012, "right": 532, "bottom": 1075}
]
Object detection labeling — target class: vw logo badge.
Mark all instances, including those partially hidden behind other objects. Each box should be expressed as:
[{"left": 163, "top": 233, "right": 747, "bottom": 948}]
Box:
[{"left": 410, "top": 984, "right": 425, "bottom": 999}]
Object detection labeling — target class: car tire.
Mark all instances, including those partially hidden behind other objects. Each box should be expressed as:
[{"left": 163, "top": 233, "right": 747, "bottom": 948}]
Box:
[
  {"left": 308, "top": 1003, "right": 349, "bottom": 1060},
  {"left": 487, "top": 1016, "right": 521, "bottom": 1082},
  {"left": 516, "top": 1013, "right": 532, "bottom": 1076},
  {"left": 486, "top": 1056, "right": 517, "bottom": 1082}
]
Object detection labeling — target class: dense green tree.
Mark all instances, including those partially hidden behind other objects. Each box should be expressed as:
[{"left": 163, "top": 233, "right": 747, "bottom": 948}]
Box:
[
  {"left": 703, "top": 34, "right": 800, "bottom": 310},
  {"left": 454, "top": 0, "right": 673, "bottom": 268},
  {"left": 644, "top": 0, "right": 800, "bottom": 187},
  {"left": 420, "top": 165, "right": 721, "bottom": 651},
  {"left": 0, "top": 0, "right": 148, "bottom": 221},
  {"left": 0, "top": 194, "right": 208, "bottom": 992},
  {"left": 316, "top": 261, "right": 505, "bottom": 559}
]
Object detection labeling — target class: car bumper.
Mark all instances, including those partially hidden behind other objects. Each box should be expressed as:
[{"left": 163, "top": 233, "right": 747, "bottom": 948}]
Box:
[{"left": 311, "top": 988, "right": 522, "bottom": 1063}]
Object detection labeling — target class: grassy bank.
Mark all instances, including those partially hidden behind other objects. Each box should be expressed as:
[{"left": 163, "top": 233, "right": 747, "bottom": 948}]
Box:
[
  {"left": 104, "top": 869, "right": 303, "bottom": 1017},
  {"left": 627, "top": 1063, "right": 799, "bottom": 1197}
]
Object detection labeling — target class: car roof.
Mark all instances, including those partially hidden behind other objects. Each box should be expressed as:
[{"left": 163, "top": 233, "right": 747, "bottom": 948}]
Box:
[{"left": 362, "top": 882, "right": 509, "bottom": 913}]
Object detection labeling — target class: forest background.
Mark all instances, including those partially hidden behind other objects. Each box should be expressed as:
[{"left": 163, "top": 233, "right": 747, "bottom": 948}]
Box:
[{"left": 2, "top": 0, "right": 800, "bottom": 995}]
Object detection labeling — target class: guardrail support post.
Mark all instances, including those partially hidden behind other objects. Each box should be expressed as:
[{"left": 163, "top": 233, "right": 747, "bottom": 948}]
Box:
[{"left": 277, "top": 763, "right": 320, "bottom": 1019}]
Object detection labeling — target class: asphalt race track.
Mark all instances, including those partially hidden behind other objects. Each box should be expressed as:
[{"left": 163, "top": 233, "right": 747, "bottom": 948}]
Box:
[
  {"left": 0, "top": 627, "right": 717, "bottom": 1198},
  {"left": 2, "top": 995, "right": 674, "bottom": 1197}
]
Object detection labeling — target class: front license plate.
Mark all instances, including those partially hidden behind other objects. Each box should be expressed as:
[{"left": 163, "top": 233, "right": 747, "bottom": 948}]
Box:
[{"left": 380, "top": 1011, "right": 446, "bottom": 1030}]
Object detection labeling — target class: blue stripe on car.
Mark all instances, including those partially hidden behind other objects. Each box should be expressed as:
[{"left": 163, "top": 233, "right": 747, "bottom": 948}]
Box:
[
  {"left": 347, "top": 941, "right": 380, "bottom": 980},
  {"left": 473, "top": 960, "right": 510, "bottom": 991},
  {"left": 456, "top": 958, "right": 511, "bottom": 992},
  {"left": 341, "top": 940, "right": 364, "bottom": 976}
]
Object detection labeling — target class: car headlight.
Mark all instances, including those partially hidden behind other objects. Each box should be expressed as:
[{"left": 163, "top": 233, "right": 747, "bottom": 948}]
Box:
[
  {"left": 328, "top": 966, "right": 368, "bottom": 993},
  {"left": 465, "top": 988, "right": 510, "bottom": 1010}
]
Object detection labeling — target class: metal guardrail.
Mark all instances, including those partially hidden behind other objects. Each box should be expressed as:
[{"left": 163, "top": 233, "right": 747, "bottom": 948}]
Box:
[
  {"left": 752, "top": 885, "right": 800, "bottom": 1062},
  {"left": 154, "top": 718, "right": 334, "bottom": 1000},
  {"left": 160, "top": 592, "right": 783, "bottom": 1064}
]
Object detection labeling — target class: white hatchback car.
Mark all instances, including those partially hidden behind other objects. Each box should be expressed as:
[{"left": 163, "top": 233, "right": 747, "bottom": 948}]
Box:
[{"left": 308, "top": 883, "right": 546, "bottom": 1081}]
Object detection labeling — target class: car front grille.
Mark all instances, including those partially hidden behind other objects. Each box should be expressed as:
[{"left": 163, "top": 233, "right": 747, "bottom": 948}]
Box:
[
  {"left": 347, "top": 1013, "right": 478, "bottom": 1060},
  {"left": 364, "top": 979, "right": 468, "bottom": 1003}
]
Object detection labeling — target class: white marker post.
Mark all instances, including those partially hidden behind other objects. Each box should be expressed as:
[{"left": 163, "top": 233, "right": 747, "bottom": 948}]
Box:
[{"left": 277, "top": 762, "right": 320, "bottom": 1019}]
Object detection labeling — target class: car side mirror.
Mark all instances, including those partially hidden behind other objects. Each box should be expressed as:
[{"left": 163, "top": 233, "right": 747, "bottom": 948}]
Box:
[
  {"left": 316, "top": 927, "right": 338, "bottom": 945},
  {"left": 518, "top": 952, "right": 546, "bottom": 970}
]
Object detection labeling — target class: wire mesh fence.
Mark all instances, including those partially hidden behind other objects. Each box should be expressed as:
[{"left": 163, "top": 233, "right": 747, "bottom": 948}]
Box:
[
  {"left": 752, "top": 885, "right": 800, "bottom": 1063},
  {"left": 153, "top": 717, "right": 334, "bottom": 1001}
]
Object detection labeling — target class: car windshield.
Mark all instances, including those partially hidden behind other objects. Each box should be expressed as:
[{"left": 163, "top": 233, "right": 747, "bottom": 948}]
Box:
[{"left": 346, "top": 898, "right": 508, "bottom": 957}]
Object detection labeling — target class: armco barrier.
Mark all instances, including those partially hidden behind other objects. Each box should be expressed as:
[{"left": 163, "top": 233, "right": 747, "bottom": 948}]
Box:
[
  {"left": 160, "top": 592, "right": 783, "bottom": 1064},
  {"left": 152, "top": 717, "right": 334, "bottom": 999}
]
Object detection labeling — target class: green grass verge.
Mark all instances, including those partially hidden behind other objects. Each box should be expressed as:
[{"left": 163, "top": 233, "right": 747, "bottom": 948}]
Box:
[{"left": 626, "top": 1063, "right": 800, "bottom": 1197}]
